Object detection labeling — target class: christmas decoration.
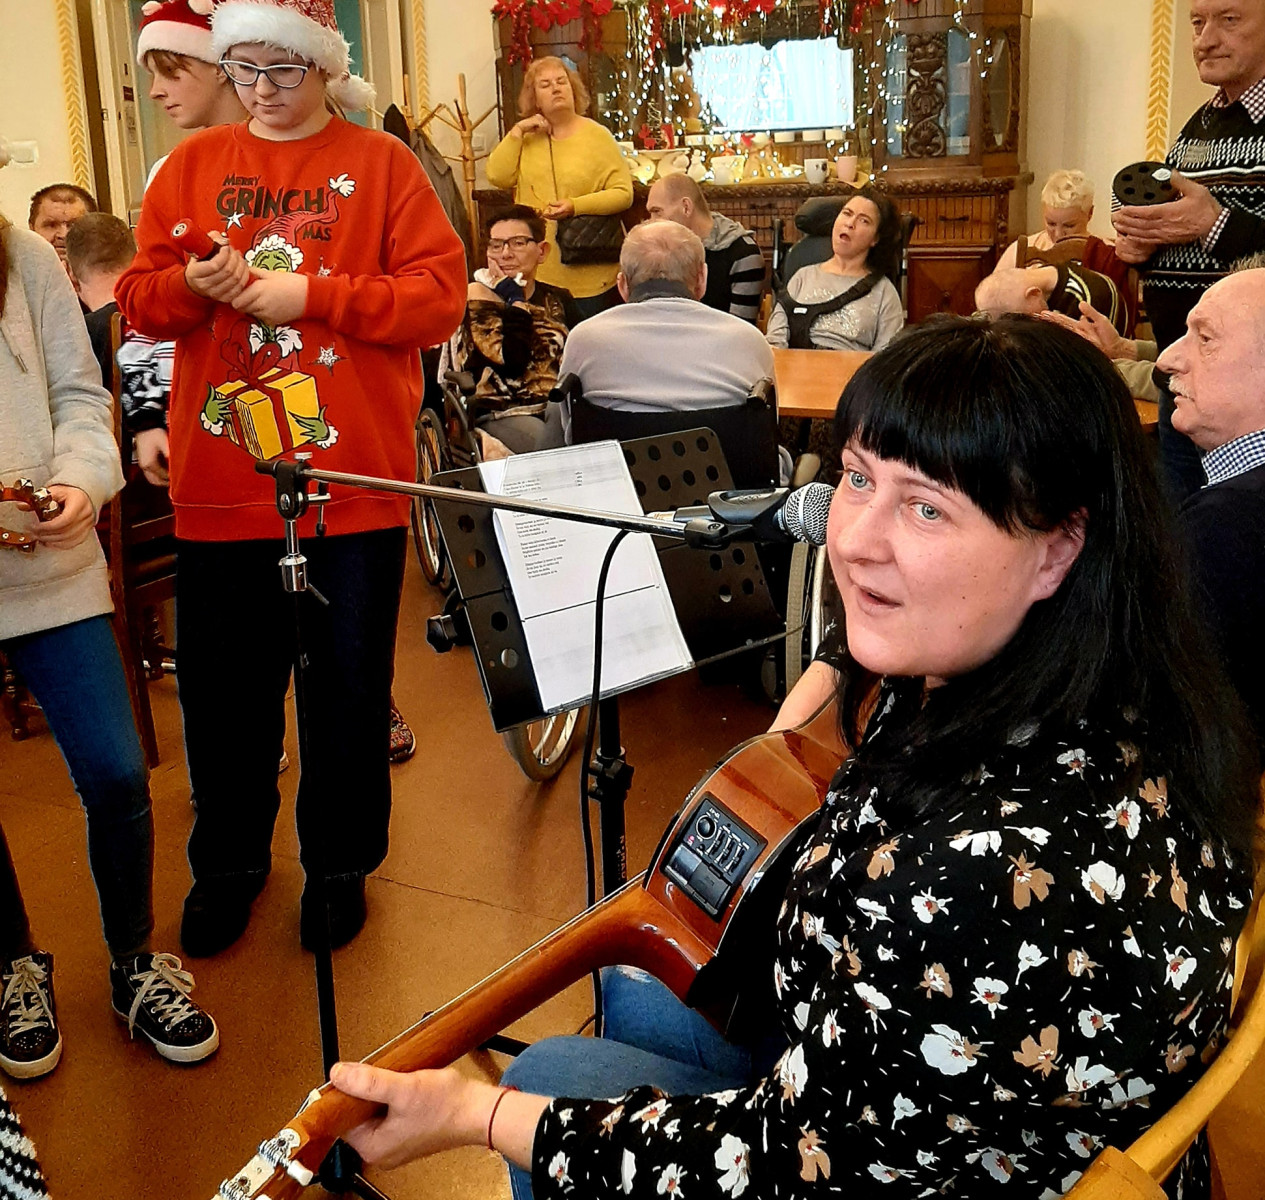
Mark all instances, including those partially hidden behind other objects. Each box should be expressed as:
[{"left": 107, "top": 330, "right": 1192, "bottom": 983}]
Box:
[{"left": 490, "top": 0, "right": 1018, "bottom": 175}]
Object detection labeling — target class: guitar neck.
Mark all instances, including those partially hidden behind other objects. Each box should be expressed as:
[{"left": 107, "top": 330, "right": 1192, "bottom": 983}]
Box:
[{"left": 266, "top": 878, "right": 710, "bottom": 1183}]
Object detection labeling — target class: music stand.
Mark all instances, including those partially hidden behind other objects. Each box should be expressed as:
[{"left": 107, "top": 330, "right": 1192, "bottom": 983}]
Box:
[{"left": 428, "top": 429, "right": 783, "bottom": 896}]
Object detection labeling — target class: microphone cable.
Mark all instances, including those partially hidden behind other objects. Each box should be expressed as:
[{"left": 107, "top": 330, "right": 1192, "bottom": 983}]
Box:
[{"left": 578, "top": 528, "right": 631, "bottom": 1039}]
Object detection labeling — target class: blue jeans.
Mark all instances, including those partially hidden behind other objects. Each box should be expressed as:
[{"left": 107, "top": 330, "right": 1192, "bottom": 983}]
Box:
[
  {"left": 1, "top": 616, "right": 154, "bottom": 959},
  {"left": 500, "top": 966, "right": 782, "bottom": 1200}
]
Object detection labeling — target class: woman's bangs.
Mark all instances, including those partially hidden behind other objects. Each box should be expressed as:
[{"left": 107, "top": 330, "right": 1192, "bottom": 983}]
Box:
[{"left": 835, "top": 335, "right": 1030, "bottom": 530}]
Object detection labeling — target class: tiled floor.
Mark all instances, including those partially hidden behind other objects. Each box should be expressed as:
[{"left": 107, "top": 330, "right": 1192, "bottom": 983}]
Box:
[
  {"left": 0, "top": 556, "right": 773, "bottom": 1199},
  {"left": 0, "top": 556, "right": 1261, "bottom": 1198}
]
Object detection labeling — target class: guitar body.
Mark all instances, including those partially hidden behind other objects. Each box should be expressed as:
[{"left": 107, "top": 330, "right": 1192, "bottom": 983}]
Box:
[{"left": 213, "top": 701, "right": 847, "bottom": 1199}]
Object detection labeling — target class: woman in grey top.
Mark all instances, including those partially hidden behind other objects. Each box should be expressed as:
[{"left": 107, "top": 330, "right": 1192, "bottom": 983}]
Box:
[
  {"left": 767, "top": 189, "right": 905, "bottom": 353},
  {"left": 0, "top": 215, "right": 217, "bottom": 1080}
]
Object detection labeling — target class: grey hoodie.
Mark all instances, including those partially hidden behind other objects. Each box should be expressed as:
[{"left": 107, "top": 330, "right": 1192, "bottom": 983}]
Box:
[
  {"left": 0, "top": 227, "right": 123, "bottom": 640},
  {"left": 702, "top": 211, "right": 755, "bottom": 252}
]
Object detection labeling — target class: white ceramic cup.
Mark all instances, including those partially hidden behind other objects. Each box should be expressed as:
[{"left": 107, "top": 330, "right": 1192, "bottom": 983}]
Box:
[
  {"left": 835, "top": 155, "right": 858, "bottom": 184},
  {"left": 804, "top": 158, "right": 829, "bottom": 185}
]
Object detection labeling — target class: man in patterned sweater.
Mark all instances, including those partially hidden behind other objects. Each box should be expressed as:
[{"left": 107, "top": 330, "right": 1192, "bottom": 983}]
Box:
[
  {"left": 1114, "top": 0, "right": 1265, "bottom": 496},
  {"left": 645, "top": 174, "right": 766, "bottom": 323}
]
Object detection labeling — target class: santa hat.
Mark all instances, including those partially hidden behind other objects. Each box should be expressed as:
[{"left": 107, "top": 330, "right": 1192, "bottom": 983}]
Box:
[
  {"left": 136, "top": 0, "right": 216, "bottom": 64},
  {"left": 210, "top": 0, "right": 375, "bottom": 112}
]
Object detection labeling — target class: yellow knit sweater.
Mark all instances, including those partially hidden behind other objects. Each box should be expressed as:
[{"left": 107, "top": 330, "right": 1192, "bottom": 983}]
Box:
[{"left": 486, "top": 119, "right": 633, "bottom": 299}]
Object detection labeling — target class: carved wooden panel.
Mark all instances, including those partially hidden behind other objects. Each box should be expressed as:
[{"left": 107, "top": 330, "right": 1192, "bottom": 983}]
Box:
[{"left": 905, "top": 33, "right": 949, "bottom": 159}]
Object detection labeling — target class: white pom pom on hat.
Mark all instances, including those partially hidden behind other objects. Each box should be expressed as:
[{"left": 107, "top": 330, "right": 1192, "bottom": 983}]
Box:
[
  {"left": 211, "top": 0, "right": 375, "bottom": 111},
  {"left": 136, "top": 0, "right": 217, "bottom": 64}
]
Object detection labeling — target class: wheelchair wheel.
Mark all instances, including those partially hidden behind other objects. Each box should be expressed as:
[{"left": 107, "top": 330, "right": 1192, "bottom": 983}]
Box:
[
  {"left": 412, "top": 409, "right": 452, "bottom": 591},
  {"left": 501, "top": 707, "right": 583, "bottom": 782},
  {"left": 784, "top": 542, "right": 829, "bottom": 694}
]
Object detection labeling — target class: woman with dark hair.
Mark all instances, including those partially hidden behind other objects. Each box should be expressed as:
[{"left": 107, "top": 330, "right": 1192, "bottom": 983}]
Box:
[
  {"left": 486, "top": 55, "right": 633, "bottom": 319},
  {"left": 767, "top": 187, "right": 905, "bottom": 352},
  {"left": 330, "top": 316, "right": 1256, "bottom": 1199}
]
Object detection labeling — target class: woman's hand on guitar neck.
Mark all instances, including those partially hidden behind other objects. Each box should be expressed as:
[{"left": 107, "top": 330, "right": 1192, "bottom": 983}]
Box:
[{"left": 330, "top": 1062, "right": 549, "bottom": 1171}]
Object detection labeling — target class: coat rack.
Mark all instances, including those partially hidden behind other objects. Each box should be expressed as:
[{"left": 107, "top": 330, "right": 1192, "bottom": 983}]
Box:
[{"left": 404, "top": 72, "right": 497, "bottom": 249}]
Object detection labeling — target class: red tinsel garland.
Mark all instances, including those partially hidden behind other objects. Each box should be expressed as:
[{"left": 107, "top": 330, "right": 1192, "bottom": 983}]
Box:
[{"left": 492, "top": 0, "right": 919, "bottom": 67}]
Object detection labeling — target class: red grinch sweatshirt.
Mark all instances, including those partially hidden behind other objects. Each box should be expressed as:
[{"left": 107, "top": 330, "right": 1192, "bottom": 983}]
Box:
[{"left": 116, "top": 117, "right": 466, "bottom": 541}]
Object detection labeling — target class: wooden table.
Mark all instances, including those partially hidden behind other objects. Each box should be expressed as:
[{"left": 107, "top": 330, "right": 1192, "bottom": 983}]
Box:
[
  {"left": 774, "top": 346, "right": 1160, "bottom": 432},
  {"left": 773, "top": 348, "right": 870, "bottom": 420}
]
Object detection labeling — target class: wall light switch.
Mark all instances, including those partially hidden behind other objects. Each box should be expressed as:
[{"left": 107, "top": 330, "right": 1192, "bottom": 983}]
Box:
[{"left": 8, "top": 141, "right": 38, "bottom": 166}]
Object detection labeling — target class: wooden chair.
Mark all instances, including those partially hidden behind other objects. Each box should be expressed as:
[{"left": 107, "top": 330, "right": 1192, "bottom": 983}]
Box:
[
  {"left": 1066, "top": 864, "right": 1265, "bottom": 1198},
  {"left": 99, "top": 311, "right": 177, "bottom": 767}
]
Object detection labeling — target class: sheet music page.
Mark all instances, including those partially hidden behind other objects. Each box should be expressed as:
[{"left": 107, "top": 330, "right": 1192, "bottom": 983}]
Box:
[{"left": 479, "top": 441, "right": 692, "bottom": 712}]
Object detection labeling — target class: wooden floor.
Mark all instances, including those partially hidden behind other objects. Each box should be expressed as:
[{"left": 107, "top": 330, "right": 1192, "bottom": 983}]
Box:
[{"left": 0, "top": 554, "right": 1262, "bottom": 1199}]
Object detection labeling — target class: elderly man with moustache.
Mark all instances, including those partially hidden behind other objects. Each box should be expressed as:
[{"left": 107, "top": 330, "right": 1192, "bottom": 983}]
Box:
[
  {"left": 1156, "top": 265, "right": 1265, "bottom": 754},
  {"left": 1113, "top": 0, "right": 1265, "bottom": 496}
]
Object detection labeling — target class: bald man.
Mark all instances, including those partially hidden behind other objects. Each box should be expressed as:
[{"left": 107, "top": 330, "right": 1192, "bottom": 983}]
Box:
[
  {"left": 555, "top": 220, "right": 773, "bottom": 437},
  {"left": 974, "top": 262, "right": 1128, "bottom": 335},
  {"left": 1157, "top": 265, "right": 1265, "bottom": 753},
  {"left": 645, "top": 174, "right": 765, "bottom": 323}
]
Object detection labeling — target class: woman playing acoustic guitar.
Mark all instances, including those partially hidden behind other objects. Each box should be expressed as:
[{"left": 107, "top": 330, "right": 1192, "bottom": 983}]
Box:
[{"left": 330, "top": 316, "right": 1257, "bottom": 1198}]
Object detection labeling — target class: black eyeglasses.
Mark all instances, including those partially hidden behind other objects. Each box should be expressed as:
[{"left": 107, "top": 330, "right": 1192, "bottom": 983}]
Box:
[
  {"left": 487, "top": 236, "right": 538, "bottom": 253},
  {"left": 219, "top": 59, "right": 311, "bottom": 89}
]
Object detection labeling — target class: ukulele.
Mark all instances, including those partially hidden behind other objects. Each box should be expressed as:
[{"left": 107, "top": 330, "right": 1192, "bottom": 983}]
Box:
[
  {"left": 212, "top": 701, "right": 847, "bottom": 1199},
  {"left": 0, "top": 480, "right": 62, "bottom": 553}
]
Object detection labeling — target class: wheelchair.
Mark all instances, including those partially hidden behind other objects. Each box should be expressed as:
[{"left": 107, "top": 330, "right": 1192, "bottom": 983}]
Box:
[
  {"left": 554, "top": 374, "right": 833, "bottom": 697},
  {"left": 413, "top": 357, "right": 583, "bottom": 782}
]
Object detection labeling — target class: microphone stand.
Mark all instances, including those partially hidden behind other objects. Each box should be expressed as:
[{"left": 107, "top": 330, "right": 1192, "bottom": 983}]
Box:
[{"left": 266, "top": 456, "right": 390, "bottom": 1200}]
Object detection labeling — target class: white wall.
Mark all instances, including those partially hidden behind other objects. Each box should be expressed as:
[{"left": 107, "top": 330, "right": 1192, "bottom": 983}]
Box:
[
  {"left": 0, "top": 0, "right": 83, "bottom": 222},
  {"left": 422, "top": 1, "right": 499, "bottom": 186},
  {"left": 1025, "top": 0, "right": 1153, "bottom": 237}
]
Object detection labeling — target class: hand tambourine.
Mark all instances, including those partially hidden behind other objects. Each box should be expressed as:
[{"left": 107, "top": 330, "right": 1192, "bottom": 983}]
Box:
[{"left": 1112, "top": 162, "right": 1178, "bottom": 208}]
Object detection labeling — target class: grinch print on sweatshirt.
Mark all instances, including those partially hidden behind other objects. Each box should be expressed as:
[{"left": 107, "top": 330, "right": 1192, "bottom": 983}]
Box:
[{"left": 117, "top": 117, "right": 466, "bottom": 541}]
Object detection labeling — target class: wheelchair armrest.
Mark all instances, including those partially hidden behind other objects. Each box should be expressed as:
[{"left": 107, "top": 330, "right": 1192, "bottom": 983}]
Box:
[
  {"left": 443, "top": 369, "right": 477, "bottom": 396},
  {"left": 548, "top": 372, "right": 582, "bottom": 406},
  {"left": 748, "top": 376, "right": 775, "bottom": 408}
]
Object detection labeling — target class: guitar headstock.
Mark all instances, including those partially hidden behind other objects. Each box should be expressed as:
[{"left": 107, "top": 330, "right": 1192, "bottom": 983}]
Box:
[{"left": 213, "top": 1119, "right": 323, "bottom": 1199}]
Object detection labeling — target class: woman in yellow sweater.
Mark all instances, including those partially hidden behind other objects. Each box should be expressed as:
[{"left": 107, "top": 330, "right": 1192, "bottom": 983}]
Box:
[{"left": 486, "top": 57, "right": 633, "bottom": 318}]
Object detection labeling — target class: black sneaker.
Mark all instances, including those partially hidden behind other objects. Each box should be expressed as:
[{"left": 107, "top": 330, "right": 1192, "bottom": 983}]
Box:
[
  {"left": 300, "top": 873, "right": 368, "bottom": 952},
  {"left": 110, "top": 952, "right": 219, "bottom": 1064},
  {"left": 0, "top": 952, "right": 61, "bottom": 1079}
]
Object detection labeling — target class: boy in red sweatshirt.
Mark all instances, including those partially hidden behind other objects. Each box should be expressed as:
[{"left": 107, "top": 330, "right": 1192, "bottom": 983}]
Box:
[{"left": 116, "top": 0, "right": 466, "bottom": 957}]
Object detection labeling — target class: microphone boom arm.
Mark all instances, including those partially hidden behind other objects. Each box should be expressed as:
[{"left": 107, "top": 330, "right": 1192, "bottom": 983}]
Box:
[{"left": 253, "top": 460, "right": 742, "bottom": 548}]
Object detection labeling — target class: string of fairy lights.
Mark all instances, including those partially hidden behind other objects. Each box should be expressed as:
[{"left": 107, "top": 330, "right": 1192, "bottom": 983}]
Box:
[{"left": 507, "top": 0, "right": 1008, "bottom": 170}]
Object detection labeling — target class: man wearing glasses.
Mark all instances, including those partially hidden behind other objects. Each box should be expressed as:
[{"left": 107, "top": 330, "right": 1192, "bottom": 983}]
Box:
[{"left": 446, "top": 204, "right": 581, "bottom": 456}]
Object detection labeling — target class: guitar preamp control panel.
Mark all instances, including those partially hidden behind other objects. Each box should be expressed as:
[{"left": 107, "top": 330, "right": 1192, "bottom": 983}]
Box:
[{"left": 661, "top": 794, "right": 767, "bottom": 918}]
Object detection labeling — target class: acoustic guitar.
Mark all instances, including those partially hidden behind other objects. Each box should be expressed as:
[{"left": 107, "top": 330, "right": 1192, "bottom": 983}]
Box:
[
  {"left": 0, "top": 479, "right": 61, "bottom": 552},
  {"left": 212, "top": 701, "right": 847, "bottom": 1200}
]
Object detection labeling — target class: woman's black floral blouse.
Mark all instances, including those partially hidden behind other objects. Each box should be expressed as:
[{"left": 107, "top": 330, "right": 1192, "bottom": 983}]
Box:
[{"left": 530, "top": 680, "right": 1252, "bottom": 1198}]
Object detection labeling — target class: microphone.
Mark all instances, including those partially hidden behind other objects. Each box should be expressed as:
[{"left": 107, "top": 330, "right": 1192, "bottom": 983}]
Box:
[
  {"left": 652, "top": 482, "right": 833, "bottom": 546},
  {"left": 171, "top": 219, "right": 220, "bottom": 260}
]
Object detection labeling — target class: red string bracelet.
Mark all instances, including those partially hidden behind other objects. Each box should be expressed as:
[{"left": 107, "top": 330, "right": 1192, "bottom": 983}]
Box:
[{"left": 487, "top": 1085, "right": 519, "bottom": 1151}]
